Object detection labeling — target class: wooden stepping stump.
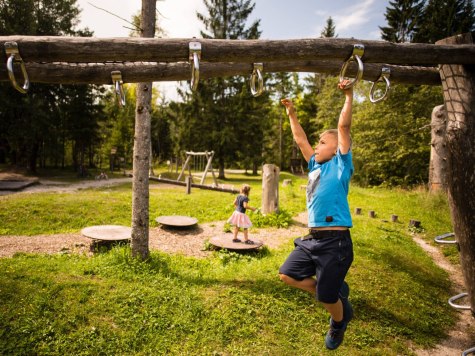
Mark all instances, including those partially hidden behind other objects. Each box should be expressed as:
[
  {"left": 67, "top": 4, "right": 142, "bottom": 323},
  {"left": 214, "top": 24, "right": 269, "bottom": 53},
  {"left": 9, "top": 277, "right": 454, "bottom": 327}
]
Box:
[
  {"left": 155, "top": 215, "right": 198, "bottom": 227},
  {"left": 81, "top": 225, "right": 131, "bottom": 241},
  {"left": 209, "top": 235, "right": 263, "bottom": 250}
]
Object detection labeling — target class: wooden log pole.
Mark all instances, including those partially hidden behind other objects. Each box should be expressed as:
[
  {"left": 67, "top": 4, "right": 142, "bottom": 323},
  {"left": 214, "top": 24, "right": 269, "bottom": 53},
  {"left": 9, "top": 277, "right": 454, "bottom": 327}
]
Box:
[
  {"left": 1, "top": 36, "right": 475, "bottom": 64},
  {"left": 0, "top": 61, "right": 441, "bottom": 86},
  {"left": 429, "top": 105, "right": 448, "bottom": 192},
  {"left": 437, "top": 32, "right": 475, "bottom": 315},
  {"left": 130, "top": 0, "right": 156, "bottom": 260},
  {"left": 262, "top": 164, "right": 279, "bottom": 214}
]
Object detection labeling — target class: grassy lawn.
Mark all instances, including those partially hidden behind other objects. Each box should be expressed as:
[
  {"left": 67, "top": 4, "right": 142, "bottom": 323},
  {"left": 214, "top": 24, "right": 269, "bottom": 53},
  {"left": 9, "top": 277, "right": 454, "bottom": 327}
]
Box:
[{"left": 0, "top": 171, "right": 459, "bottom": 355}]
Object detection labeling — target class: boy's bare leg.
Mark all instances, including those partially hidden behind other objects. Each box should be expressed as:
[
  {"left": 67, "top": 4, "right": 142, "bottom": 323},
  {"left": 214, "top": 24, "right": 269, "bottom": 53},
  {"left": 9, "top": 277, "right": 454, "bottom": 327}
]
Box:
[
  {"left": 279, "top": 274, "right": 316, "bottom": 294},
  {"left": 322, "top": 300, "right": 343, "bottom": 322},
  {"left": 279, "top": 274, "right": 344, "bottom": 321}
]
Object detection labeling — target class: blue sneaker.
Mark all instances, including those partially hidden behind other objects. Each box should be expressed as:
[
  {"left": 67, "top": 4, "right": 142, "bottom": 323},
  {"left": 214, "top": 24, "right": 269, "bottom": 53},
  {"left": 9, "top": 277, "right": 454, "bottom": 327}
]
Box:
[
  {"left": 339, "top": 281, "right": 353, "bottom": 323},
  {"left": 325, "top": 318, "right": 347, "bottom": 350}
]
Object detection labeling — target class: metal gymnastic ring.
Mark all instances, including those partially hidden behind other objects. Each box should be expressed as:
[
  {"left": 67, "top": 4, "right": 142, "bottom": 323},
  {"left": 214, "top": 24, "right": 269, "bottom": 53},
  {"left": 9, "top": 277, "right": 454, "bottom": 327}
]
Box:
[
  {"left": 189, "top": 41, "right": 201, "bottom": 91},
  {"left": 339, "top": 44, "right": 364, "bottom": 89},
  {"left": 434, "top": 232, "right": 457, "bottom": 244},
  {"left": 462, "top": 346, "right": 475, "bottom": 356},
  {"left": 111, "top": 71, "right": 126, "bottom": 107},
  {"left": 250, "top": 63, "right": 264, "bottom": 97},
  {"left": 369, "top": 67, "right": 391, "bottom": 103},
  {"left": 448, "top": 292, "right": 471, "bottom": 310},
  {"left": 5, "top": 41, "right": 30, "bottom": 94}
]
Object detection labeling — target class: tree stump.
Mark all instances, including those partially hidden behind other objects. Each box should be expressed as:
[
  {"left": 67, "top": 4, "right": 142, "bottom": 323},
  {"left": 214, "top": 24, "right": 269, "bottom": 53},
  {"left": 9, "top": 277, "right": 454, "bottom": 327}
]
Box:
[
  {"left": 354, "top": 207, "right": 362, "bottom": 215},
  {"left": 369, "top": 210, "right": 376, "bottom": 218},
  {"left": 391, "top": 214, "right": 398, "bottom": 222},
  {"left": 282, "top": 179, "right": 292, "bottom": 186}
]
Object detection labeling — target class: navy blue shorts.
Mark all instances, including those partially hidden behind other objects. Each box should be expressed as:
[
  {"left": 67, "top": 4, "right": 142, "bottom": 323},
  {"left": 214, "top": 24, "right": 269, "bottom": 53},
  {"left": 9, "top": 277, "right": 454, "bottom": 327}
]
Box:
[{"left": 279, "top": 230, "right": 353, "bottom": 304}]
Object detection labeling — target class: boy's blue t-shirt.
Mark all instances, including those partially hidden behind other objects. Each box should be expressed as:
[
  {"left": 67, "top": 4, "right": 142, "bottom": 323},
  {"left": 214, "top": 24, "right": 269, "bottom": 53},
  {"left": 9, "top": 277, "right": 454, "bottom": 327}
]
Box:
[{"left": 306, "top": 150, "right": 354, "bottom": 228}]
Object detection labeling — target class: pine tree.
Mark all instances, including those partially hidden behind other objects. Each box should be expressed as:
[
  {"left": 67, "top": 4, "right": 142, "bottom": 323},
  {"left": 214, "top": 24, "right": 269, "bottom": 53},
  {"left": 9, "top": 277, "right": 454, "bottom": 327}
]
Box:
[
  {"left": 379, "top": 0, "right": 425, "bottom": 43},
  {"left": 320, "top": 17, "right": 336, "bottom": 38},
  {"left": 414, "top": 0, "right": 475, "bottom": 43}
]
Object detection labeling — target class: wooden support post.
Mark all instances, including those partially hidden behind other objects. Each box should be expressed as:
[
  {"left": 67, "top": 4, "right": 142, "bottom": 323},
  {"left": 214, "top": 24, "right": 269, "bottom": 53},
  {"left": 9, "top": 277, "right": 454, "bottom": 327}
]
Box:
[
  {"left": 262, "top": 164, "right": 279, "bottom": 214},
  {"left": 185, "top": 176, "right": 192, "bottom": 195},
  {"left": 368, "top": 210, "right": 376, "bottom": 218},
  {"left": 429, "top": 105, "right": 448, "bottom": 192},
  {"left": 131, "top": 0, "right": 156, "bottom": 260},
  {"left": 354, "top": 207, "right": 362, "bottom": 215},
  {"left": 437, "top": 32, "right": 475, "bottom": 315},
  {"left": 391, "top": 214, "right": 398, "bottom": 223}
]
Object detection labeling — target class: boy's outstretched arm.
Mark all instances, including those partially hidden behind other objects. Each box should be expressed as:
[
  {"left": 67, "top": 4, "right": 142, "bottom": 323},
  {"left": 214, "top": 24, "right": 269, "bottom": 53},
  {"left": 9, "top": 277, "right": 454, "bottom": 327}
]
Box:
[
  {"left": 337, "top": 80, "right": 354, "bottom": 154},
  {"left": 280, "top": 98, "right": 314, "bottom": 162}
]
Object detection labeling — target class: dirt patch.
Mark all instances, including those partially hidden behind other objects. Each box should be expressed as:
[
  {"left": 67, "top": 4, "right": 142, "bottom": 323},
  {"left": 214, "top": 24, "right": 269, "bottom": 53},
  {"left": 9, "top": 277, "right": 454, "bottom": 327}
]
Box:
[
  {"left": 412, "top": 235, "right": 475, "bottom": 355},
  {"left": 0, "top": 214, "right": 309, "bottom": 259}
]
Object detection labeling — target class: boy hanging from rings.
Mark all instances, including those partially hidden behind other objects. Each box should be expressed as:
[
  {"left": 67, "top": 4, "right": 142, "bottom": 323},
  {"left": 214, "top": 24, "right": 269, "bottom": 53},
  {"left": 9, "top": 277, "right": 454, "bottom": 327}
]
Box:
[{"left": 279, "top": 78, "right": 355, "bottom": 350}]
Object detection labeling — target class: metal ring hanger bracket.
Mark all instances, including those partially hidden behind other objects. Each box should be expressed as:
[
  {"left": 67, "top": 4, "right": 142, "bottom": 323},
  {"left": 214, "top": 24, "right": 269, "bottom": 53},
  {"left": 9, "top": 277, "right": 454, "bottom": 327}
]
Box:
[
  {"left": 250, "top": 63, "right": 264, "bottom": 97},
  {"left": 339, "top": 44, "right": 364, "bottom": 89},
  {"left": 189, "top": 41, "right": 201, "bottom": 91},
  {"left": 111, "top": 71, "right": 126, "bottom": 107},
  {"left": 369, "top": 66, "right": 391, "bottom": 103},
  {"left": 5, "top": 41, "right": 30, "bottom": 94}
]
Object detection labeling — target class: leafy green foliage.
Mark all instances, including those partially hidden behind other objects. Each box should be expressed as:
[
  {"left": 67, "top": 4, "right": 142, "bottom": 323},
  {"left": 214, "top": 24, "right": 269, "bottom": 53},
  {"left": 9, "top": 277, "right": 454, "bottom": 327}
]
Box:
[
  {"left": 250, "top": 209, "right": 293, "bottom": 228},
  {"left": 352, "top": 84, "right": 443, "bottom": 186}
]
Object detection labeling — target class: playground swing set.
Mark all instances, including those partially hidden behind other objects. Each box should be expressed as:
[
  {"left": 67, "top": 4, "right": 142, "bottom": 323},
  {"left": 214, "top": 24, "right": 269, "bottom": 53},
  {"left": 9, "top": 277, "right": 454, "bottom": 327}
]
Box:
[{"left": 1, "top": 34, "right": 475, "bottom": 344}]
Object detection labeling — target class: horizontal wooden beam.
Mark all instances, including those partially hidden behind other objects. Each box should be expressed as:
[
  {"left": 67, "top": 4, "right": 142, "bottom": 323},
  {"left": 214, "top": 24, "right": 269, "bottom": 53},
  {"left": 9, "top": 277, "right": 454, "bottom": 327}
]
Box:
[
  {"left": 0, "top": 36, "right": 474, "bottom": 65},
  {"left": 0, "top": 60, "right": 441, "bottom": 85}
]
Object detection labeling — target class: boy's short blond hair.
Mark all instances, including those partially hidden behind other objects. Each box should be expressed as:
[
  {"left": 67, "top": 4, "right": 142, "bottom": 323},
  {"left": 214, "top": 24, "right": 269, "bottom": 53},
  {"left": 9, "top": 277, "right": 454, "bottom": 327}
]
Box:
[{"left": 319, "top": 129, "right": 338, "bottom": 140}]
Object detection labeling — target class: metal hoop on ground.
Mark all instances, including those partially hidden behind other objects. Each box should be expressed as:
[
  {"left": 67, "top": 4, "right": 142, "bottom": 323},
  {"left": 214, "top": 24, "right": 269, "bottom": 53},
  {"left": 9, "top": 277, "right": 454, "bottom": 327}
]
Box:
[
  {"left": 111, "top": 71, "right": 126, "bottom": 107},
  {"left": 5, "top": 41, "right": 30, "bottom": 94},
  {"left": 448, "top": 292, "right": 471, "bottom": 310},
  {"left": 189, "top": 41, "right": 201, "bottom": 91},
  {"left": 369, "top": 66, "right": 391, "bottom": 103},
  {"left": 339, "top": 44, "right": 364, "bottom": 89},
  {"left": 434, "top": 232, "right": 457, "bottom": 244},
  {"left": 250, "top": 63, "right": 264, "bottom": 97},
  {"left": 462, "top": 346, "right": 475, "bottom": 356}
]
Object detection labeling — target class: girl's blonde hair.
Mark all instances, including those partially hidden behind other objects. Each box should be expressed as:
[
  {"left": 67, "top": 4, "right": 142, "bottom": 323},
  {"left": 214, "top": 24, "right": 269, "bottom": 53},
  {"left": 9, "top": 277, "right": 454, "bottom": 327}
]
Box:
[{"left": 240, "top": 184, "right": 251, "bottom": 196}]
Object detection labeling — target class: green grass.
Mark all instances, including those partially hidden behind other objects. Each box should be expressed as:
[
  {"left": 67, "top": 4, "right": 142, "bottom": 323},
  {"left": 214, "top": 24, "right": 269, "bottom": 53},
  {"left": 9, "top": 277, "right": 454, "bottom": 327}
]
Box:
[{"left": 0, "top": 172, "right": 461, "bottom": 355}]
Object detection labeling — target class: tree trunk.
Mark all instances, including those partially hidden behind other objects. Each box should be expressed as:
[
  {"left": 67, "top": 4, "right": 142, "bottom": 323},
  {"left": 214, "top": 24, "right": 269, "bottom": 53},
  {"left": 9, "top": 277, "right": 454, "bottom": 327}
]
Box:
[
  {"left": 429, "top": 104, "right": 448, "bottom": 192},
  {"left": 262, "top": 164, "right": 279, "bottom": 214},
  {"left": 437, "top": 33, "right": 475, "bottom": 315},
  {"left": 131, "top": 0, "right": 156, "bottom": 260}
]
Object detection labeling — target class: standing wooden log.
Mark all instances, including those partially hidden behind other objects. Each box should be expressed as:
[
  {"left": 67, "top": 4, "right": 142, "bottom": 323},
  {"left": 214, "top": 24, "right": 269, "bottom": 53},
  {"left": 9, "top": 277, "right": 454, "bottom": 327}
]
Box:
[
  {"left": 437, "top": 32, "right": 475, "bottom": 315},
  {"left": 131, "top": 0, "right": 156, "bottom": 260},
  {"left": 429, "top": 105, "right": 448, "bottom": 192},
  {"left": 262, "top": 164, "right": 279, "bottom": 214}
]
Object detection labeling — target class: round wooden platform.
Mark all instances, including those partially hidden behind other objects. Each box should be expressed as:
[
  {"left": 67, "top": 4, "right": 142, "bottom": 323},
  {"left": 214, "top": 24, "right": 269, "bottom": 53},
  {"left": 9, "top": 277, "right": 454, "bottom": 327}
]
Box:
[
  {"left": 81, "top": 225, "right": 131, "bottom": 241},
  {"left": 209, "top": 235, "right": 263, "bottom": 250},
  {"left": 155, "top": 215, "right": 198, "bottom": 227}
]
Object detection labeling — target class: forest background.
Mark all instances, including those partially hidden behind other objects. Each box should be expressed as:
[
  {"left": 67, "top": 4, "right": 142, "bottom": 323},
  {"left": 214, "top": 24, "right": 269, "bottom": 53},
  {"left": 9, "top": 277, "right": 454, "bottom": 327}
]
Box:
[{"left": 0, "top": 0, "right": 474, "bottom": 187}]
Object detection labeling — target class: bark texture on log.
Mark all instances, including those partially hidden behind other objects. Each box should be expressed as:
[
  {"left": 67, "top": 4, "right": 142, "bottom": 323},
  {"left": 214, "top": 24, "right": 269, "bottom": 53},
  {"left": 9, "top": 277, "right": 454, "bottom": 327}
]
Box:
[
  {"left": 131, "top": 0, "right": 156, "bottom": 260},
  {"left": 0, "top": 60, "right": 441, "bottom": 85},
  {"left": 262, "top": 164, "right": 279, "bottom": 214},
  {"left": 429, "top": 105, "right": 448, "bottom": 192},
  {"left": 1, "top": 36, "right": 474, "bottom": 64},
  {"left": 437, "top": 32, "right": 475, "bottom": 315}
]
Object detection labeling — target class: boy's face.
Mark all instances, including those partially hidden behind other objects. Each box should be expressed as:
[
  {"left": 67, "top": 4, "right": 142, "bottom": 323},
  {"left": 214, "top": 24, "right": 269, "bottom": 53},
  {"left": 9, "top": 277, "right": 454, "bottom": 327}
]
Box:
[{"left": 314, "top": 133, "right": 338, "bottom": 163}]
